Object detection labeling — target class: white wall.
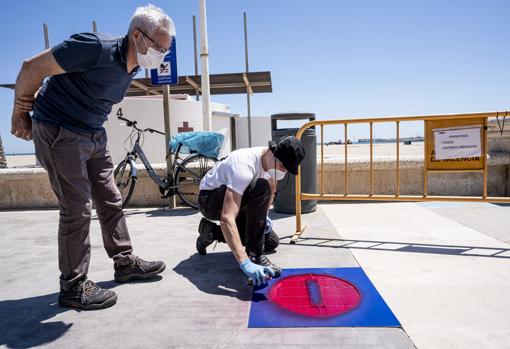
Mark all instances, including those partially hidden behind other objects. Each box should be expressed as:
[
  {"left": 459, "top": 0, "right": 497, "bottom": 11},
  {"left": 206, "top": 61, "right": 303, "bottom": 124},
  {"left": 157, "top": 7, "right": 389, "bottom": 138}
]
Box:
[
  {"left": 234, "top": 116, "right": 272, "bottom": 149},
  {"left": 211, "top": 112, "right": 234, "bottom": 159},
  {"left": 104, "top": 96, "right": 233, "bottom": 164}
]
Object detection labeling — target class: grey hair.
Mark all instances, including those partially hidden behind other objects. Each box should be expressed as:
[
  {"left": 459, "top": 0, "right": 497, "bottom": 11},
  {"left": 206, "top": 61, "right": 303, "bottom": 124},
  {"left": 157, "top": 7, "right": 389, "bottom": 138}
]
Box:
[{"left": 128, "top": 4, "right": 175, "bottom": 37}]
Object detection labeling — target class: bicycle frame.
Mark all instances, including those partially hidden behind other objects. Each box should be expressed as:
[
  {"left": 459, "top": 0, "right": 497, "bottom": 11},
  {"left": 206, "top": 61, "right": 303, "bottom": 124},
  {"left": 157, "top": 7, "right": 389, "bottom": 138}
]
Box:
[
  {"left": 125, "top": 139, "right": 203, "bottom": 193},
  {"left": 130, "top": 142, "right": 169, "bottom": 189},
  {"left": 117, "top": 111, "right": 215, "bottom": 202}
]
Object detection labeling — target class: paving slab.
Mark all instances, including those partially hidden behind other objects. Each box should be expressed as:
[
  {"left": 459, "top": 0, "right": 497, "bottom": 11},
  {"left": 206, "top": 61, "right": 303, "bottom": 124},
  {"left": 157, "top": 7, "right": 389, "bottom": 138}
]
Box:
[
  {"left": 0, "top": 206, "right": 414, "bottom": 349},
  {"left": 318, "top": 202, "right": 510, "bottom": 349},
  {"left": 419, "top": 202, "right": 510, "bottom": 244}
]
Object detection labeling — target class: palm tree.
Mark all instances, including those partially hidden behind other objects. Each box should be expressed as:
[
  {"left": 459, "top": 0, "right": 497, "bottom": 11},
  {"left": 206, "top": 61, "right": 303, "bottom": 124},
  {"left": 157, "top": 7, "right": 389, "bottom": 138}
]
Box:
[{"left": 0, "top": 134, "right": 7, "bottom": 168}]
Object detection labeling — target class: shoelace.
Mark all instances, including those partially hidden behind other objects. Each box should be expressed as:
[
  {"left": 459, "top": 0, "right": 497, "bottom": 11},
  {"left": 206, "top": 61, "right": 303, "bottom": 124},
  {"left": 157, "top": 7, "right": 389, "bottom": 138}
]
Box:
[
  {"left": 83, "top": 280, "right": 99, "bottom": 296},
  {"left": 258, "top": 254, "right": 270, "bottom": 266},
  {"left": 250, "top": 253, "right": 270, "bottom": 266},
  {"left": 135, "top": 257, "right": 147, "bottom": 272}
]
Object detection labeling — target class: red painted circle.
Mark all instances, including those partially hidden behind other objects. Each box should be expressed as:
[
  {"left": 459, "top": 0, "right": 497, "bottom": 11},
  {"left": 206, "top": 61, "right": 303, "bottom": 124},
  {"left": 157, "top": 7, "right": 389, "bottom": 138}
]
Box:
[{"left": 268, "top": 274, "right": 361, "bottom": 318}]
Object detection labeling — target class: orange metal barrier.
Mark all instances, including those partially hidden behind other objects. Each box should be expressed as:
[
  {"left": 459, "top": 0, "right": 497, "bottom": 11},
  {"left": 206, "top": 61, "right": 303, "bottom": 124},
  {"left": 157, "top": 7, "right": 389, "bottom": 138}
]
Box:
[{"left": 292, "top": 111, "right": 510, "bottom": 243}]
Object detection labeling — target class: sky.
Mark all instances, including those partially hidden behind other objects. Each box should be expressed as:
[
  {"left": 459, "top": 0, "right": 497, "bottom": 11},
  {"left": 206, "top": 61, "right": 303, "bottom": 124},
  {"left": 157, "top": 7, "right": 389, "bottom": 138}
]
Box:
[{"left": 1, "top": 0, "right": 509, "bottom": 154}]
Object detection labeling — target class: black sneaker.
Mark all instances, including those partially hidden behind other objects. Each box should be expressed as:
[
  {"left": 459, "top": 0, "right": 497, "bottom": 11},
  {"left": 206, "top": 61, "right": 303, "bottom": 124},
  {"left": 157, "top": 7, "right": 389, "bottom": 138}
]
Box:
[
  {"left": 114, "top": 256, "right": 166, "bottom": 283},
  {"left": 59, "top": 279, "right": 117, "bottom": 310},
  {"left": 196, "top": 218, "right": 217, "bottom": 255},
  {"left": 249, "top": 252, "right": 282, "bottom": 277}
]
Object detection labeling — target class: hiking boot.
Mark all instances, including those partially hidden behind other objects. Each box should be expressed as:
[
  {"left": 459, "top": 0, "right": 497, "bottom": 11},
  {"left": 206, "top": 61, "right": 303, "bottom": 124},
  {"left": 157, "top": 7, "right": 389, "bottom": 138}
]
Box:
[
  {"left": 248, "top": 252, "right": 282, "bottom": 277},
  {"left": 59, "top": 279, "right": 117, "bottom": 310},
  {"left": 196, "top": 218, "right": 218, "bottom": 255},
  {"left": 114, "top": 256, "right": 166, "bottom": 283}
]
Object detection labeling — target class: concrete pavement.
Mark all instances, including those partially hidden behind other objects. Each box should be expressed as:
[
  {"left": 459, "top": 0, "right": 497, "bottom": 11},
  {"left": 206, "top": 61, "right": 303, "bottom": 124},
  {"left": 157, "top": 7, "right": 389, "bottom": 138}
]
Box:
[
  {"left": 1, "top": 201, "right": 508, "bottom": 348},
  {"left": 317, "top": 202, "right": 510, "bottom": 349},
  {"left": 0, "top": 206, "right": 414, "bottom": 349}
]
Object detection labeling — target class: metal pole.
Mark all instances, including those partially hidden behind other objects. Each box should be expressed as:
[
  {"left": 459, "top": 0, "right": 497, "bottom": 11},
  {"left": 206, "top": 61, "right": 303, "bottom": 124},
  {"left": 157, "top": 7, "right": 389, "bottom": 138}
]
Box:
[
  {"left": 244, "top": 12, "right": 252, "bottom": 147},
  {"left": 38, "top": 23, "right": 50, "bottom": 167},
  {"left": 369, "top": 122, "right": 373, "bottom": 196},
  {"left": 199, "top": 0, "right": 212, "bottom": 131},
  {"left": 396, "top": 121, "right": 400, "bottom": 196},
  {"left": 294, "top": 145, "right": 303, "bottom": 242},
  {"left": 163, "top": 85, "right": 176, "bottom": 208},
  {"left": 92, "top": 20, "right": 97, "bottom": 33},
  {"left": 244, "top": 12, "right": 250, "bottom": 82},
  {"left": 321, "top": 124, "right": 324, "bottom": 195},
  {"left": 344, "top": 124, "right": 348, "bottom": 194},
  {"left": 483, "top": 118, "right": 488, "bottom": 198},
  {"left": 423, "top": 121, "right": 428, "bottom": 197},
  {"left": 293, "top": 165, "right": 303, "bottom": 242},
  {"left": 192, "top": 15, "right": 199, "bottom": 101},
  {"left": 43, "top": 23, "right": 49, "bottom": 49}
]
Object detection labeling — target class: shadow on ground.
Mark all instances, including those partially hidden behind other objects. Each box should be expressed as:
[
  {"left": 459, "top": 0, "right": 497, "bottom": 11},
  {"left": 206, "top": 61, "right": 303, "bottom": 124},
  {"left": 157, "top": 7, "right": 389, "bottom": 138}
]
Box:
[
  {"left": 281, "top": 235, "right": 510, "bottom": 259},
  {"left": 268, "top": 208, "right": 293, "bottom": 221},
  {"left": 173, "top": 252, "right": 252, "bottom": 301},
  {"left": 130, "top": 207, "right": 199, "bottom": 217},
  {"left": 0, "top": 293, "right": 73, "bottom": 349},
  {"left": 0, "top": 276, "right": 166, "bottom": 349},
  {"left": 95, "top": 276, "right": 163, "bottom": 290},
  {"left": 92, "top": 207, "right": 199, "bottom": 220}
]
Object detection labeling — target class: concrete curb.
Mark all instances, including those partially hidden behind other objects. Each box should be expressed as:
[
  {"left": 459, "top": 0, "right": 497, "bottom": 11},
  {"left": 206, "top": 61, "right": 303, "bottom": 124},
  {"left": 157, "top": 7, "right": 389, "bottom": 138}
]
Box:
[{"left": 1, "top": 154, "right": 509, "bottom": 210}]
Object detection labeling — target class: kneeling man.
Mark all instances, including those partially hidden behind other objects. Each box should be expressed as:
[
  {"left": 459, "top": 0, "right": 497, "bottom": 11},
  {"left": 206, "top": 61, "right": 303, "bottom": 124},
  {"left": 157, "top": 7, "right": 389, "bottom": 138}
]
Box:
[{"left": 196, "top": 136, "right": 305, "bottom": 286}]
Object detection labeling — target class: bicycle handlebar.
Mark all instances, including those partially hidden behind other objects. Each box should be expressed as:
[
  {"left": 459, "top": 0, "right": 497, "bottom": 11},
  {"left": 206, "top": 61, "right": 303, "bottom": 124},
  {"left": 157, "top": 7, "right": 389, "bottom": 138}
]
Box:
[
  {"left": 118, "top": 116, "right": 164, "bottom": 135},
  {"left": 145, "top": 128, "right": 165, "bottom": 135},
  {"left": 117, "top": 115, "right": 136, "bottom": 126}
]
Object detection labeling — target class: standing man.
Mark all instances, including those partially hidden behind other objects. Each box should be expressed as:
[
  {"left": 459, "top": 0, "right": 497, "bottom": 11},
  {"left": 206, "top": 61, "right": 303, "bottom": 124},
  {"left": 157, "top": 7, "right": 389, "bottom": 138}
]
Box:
[
  {"left": 10, "top": 5, "right": 174, "bottom": 310},
  {"left": 196, "top": 136, "right": 305, "bottom": 286}
]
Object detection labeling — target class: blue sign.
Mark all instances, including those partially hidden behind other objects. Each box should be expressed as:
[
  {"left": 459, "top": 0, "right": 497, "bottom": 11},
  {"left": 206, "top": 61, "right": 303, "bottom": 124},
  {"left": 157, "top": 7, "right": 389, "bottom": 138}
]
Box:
[{"left": 150, "top": 36, "right": 178, "bottom": 85}]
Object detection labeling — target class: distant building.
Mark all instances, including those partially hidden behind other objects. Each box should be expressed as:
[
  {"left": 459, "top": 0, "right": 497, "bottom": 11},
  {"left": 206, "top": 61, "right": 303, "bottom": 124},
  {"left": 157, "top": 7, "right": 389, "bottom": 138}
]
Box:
[
  {"left": 325, "top": 140, "right": 344, "bottom": 145},
  {"left": 357, "top": 137, "right": 424, "bottom": 144}
]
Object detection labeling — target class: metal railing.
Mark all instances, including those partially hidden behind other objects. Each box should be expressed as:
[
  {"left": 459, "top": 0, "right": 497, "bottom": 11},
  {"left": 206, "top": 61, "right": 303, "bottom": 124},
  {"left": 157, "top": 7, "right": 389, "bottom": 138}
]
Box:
[{"left": 292, "top": 111, "right": 510, "bottom": 243}]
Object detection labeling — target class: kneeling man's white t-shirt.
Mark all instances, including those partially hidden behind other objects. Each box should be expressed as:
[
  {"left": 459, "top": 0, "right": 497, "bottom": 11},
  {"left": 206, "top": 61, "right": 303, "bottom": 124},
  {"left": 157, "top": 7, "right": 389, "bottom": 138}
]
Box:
[{"left": 199, "top": 147, "right": 271, "bottom": 195}]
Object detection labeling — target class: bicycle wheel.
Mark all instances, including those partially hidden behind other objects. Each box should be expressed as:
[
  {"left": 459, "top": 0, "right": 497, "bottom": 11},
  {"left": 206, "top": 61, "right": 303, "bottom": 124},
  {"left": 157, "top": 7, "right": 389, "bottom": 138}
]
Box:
[
  {"left": 114, "top": 159, "right": 136, "bottom": 208},
  {"left": 175, "top": 153, "right": 217, "bottom": 209}
]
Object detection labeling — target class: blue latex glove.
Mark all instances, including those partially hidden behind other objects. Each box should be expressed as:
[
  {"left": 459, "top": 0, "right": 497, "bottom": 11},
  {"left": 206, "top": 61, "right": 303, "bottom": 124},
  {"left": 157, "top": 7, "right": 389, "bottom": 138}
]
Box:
[
  {"left": 264, "top": 217, "right": 273, "bottom": 235},
  {"left": 240, "top": 258, "right": 276, "bottom": 286}
]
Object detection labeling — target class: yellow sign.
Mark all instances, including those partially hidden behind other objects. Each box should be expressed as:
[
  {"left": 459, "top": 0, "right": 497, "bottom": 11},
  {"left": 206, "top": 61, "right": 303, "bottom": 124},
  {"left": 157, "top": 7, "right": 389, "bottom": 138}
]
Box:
[{"left": 425, "top": 118, "right": 485, "bottom": 171}]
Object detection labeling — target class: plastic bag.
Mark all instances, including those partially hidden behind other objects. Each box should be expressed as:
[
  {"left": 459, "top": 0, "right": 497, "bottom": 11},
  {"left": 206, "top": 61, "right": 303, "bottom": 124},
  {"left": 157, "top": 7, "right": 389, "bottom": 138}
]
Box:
[{"left": 169, "top": 131, "right": 225, "bottom": 159}]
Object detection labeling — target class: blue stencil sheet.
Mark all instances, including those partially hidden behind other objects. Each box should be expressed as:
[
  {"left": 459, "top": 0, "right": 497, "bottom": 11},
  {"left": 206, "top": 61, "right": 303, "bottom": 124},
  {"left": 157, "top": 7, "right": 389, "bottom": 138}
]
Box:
[{"left": 248, "top": 267, "right": 401, "bottom": 328}]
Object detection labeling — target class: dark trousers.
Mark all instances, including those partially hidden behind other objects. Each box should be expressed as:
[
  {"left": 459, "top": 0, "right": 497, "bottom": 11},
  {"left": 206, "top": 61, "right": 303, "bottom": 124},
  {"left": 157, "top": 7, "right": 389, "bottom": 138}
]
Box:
[
  {"left": 33, "top": 120, "right": 134, "bottom": 291},
  {"left": 198, "top": 179, "right": 272, "bottom": 256}
]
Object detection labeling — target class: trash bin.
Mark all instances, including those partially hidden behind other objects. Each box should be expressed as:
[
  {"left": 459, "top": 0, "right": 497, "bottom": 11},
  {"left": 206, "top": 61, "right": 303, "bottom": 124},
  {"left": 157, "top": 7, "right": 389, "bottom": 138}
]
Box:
[{"left": 271, "top": 113, "right": 317, "bottom": 214}]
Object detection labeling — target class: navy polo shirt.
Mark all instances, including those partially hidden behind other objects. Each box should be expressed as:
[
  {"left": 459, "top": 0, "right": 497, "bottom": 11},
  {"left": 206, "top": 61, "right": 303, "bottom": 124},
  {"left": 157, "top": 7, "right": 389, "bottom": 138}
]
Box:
[{"left": 33, "top": 32, "right": 140, "bottom": 133}]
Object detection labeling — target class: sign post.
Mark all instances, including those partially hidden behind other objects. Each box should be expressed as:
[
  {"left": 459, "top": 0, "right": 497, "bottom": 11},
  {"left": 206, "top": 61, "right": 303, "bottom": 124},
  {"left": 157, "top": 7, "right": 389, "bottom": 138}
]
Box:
[{"left": 151, "top": 36, "right": 178, "bottom": 208}]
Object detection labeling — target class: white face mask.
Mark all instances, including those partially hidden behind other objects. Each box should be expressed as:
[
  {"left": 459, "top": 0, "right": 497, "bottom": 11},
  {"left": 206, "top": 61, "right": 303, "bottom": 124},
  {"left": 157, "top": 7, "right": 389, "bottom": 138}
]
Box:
[
  {"left": 135, "top": 36, "right": 166, "bottom": 69},
  {"left": 264, "top": 155, "right": 287, "bottom": 181},
  {"left": 268, "top": 168, "right": 286, "bottom": 181}
]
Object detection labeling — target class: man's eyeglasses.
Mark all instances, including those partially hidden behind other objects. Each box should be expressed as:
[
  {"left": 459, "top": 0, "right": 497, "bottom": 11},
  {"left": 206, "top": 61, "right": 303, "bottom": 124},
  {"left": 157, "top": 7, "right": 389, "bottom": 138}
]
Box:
[{"left": 137, "top": 28, "right": 170, "bottom": 54}]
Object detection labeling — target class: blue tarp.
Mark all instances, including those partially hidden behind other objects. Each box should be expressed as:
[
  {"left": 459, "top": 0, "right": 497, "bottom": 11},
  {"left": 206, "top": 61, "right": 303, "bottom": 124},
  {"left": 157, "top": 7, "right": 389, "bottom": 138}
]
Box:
[{"left": 169, "top": 131, "right": 225, "bottom": 159}]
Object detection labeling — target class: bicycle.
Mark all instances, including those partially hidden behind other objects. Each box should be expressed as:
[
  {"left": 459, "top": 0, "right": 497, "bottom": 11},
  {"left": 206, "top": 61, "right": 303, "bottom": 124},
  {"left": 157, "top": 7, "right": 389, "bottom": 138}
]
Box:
[{"left": 113, "top": 109, "right": 220, "bottom": 209}]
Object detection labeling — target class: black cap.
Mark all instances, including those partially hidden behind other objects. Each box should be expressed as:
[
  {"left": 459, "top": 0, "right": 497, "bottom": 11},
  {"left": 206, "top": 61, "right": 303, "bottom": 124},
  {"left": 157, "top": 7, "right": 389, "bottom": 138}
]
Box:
[{"left": 269, "top": 136, "right": 306, "bottom": 175}]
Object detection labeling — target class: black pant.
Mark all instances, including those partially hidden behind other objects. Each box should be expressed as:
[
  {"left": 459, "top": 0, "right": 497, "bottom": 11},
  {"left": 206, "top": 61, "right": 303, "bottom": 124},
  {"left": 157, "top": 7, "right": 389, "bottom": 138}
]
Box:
[
  {"left": 33, "top": 121, "right": 134, "bottom": 291},
  {"left": 198, "top": 178, "right": 272, "bottom": 256}
]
